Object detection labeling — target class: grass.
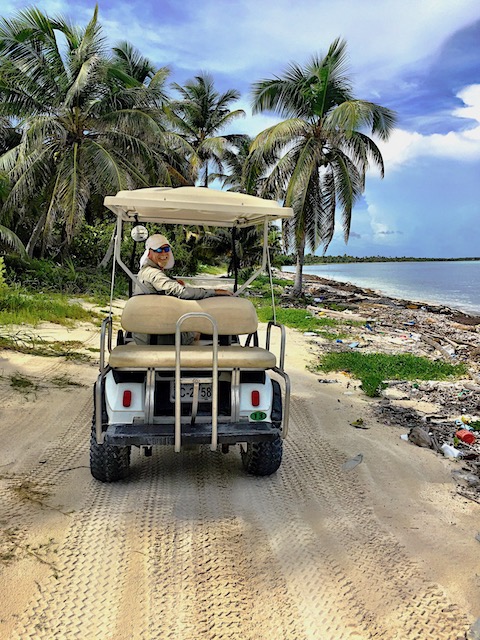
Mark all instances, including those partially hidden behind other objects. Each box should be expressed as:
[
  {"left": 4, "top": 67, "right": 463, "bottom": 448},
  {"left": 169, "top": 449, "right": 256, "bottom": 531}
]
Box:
[
  {"left": 198, "top": 263, "right": 229, "bottom": 275},
  {"left": 2, "top": 370, "right": 87, "bottom": 394},
  {"left": 254, "top": 304, "right": 362, "bottom": 340},
  {"left": 316, "top": 352, "right": 468, "bottom": 397},
  {"left": 10, "top": 372, "right": 38, "bottom": 393},
  {"left": 0, "top": 333, "right": 90, "bottom": 361},
  {"left": 0, "top": 288, "right": 98, "bottom": 327}
]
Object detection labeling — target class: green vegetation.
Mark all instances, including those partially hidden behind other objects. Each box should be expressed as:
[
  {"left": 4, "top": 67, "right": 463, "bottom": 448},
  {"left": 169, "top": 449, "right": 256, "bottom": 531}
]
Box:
[
  {"left": 254, "top": 305, "right": 360, "bottom": 341},
  {"left": 9, "top": 372, "right": 38, "bottom": 393},
  {"left": 0, "top": 289, "right": 97, "bottom": 327},
  {"left": 3, "top": 370, "right": 87, "bottom": 394},
  {"left": 0, "top": 333, "right": 90, "bottom": 361},
  {"left": 246, "top": 38, "right": 396, "bottom": 295},
  {"left": 0, "top": 8, "right": 395, "bottom": 296},
  {"left": 3, "top": 256, "right": 127, "bottom": 299},
  {"left": 316, "top": 352, "right": 467, "bottom": 397}
]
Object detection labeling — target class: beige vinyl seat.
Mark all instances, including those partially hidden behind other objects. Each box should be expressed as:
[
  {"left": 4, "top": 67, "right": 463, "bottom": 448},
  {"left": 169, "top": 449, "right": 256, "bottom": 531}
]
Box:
[{"left": 109, "top": 295, "right": 276, "bottom": 370}]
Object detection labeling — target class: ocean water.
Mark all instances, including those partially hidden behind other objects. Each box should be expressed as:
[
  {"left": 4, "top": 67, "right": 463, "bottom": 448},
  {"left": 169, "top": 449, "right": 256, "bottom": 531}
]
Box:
[{"left": 282, "top": 261, "right": 480, "bottom": 316}]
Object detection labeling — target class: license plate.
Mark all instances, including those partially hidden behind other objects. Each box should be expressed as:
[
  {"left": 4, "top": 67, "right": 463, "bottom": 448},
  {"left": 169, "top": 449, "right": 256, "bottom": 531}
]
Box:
[{"left": 170, "top": 382, "right": 213, "bottom": 403}]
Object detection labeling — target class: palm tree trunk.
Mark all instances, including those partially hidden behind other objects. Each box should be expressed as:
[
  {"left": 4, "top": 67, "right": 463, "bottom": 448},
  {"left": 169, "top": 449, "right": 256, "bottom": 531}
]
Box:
[
  {"left": 26, "top": 211, "right": 47, "bottom": 258},
  {"left": 99, "top": 229, "right": 115, "bottom": 268},
  {"left": 293, "top": 234, "right": 306, "bottom": 296}
]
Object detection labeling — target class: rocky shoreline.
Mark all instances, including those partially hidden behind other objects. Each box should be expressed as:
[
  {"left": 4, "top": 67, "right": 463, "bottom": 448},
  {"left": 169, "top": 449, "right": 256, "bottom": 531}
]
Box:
[{"left": 277, "top": 270, "right": 480, "bottom": 500}]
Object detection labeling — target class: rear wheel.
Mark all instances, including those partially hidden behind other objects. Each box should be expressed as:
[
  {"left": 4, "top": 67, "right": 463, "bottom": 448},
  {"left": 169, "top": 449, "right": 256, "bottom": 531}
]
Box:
[
  {"left": 241, "top": 378, "right": 283, "bottom": 476},
  {"left": 241, "top": 437, "right": 283, "bottom": 476},
  {"left": 90, "top": 421, "right": 131, "bottom": 482}
]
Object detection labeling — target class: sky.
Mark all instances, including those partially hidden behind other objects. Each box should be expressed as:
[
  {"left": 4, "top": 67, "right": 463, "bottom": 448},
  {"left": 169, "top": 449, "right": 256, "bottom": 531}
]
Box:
[{"left": 2, "top": 0, "right": 480, "bottom": 258}]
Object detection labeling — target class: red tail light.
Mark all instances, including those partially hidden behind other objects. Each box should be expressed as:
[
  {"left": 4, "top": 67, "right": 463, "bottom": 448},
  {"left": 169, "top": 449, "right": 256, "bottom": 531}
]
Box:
[
  {"left": 123, "top": 390, "right": 132, "bottom": 407},
  {"left": 251, "top": 390, "right": 260, "bottom": 407}
]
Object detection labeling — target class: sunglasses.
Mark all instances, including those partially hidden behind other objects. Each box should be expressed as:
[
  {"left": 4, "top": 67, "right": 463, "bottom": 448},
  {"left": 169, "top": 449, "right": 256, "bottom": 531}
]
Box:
[{"left": 151, "top": 246, "right": 171, "bottom": 254}]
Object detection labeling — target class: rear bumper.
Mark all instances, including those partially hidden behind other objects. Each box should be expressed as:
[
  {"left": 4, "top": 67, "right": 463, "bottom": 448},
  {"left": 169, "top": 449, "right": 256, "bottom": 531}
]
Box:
[{"left": 104, "top": 422, "right": 280, "bottom": 447}]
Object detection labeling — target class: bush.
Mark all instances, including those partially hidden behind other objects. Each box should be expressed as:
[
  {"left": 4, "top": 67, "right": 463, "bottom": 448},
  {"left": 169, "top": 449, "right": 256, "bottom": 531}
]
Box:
[{"left": 3, "top": 255, "right": 127, "bottom": 299}]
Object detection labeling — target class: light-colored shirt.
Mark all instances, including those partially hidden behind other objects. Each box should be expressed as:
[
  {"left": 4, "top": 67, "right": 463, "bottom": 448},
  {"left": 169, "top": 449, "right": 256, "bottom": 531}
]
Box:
[
  {"left": 133, "top": 258, "right": 216, "bottom": 345},
  {"left": 136, "top": 259, "right": 216, "bottom": 300}
]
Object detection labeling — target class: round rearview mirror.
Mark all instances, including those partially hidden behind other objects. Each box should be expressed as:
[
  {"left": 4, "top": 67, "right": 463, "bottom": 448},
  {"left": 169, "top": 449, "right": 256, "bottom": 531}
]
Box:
[{"left": 131, "top": 225, "right": 149, "bottom": 242}]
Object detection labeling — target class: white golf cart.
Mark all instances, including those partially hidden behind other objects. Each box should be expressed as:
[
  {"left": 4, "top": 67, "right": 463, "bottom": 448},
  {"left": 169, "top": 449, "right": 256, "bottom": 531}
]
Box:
[{"left": 91, "top": 187, "right": 293, "bottom": 481}]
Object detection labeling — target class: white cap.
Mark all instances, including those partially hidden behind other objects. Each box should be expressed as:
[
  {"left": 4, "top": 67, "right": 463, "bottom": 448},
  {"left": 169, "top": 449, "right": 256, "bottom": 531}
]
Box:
[{"left": 140, "top": 234, "right": 175, "bottom": 269}]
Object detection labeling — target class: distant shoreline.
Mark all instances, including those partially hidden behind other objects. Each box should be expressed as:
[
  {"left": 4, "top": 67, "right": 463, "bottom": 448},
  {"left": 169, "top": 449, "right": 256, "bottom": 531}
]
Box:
[
  {"left": 277, "top": 268, "right": 480, "bottom": 322},
  {"left": 300, "top": 256, "right": 480, "bottom": 265}
]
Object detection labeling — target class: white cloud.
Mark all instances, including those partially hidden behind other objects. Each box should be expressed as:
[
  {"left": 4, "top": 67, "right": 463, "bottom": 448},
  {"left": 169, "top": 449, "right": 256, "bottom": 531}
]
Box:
[
  {"left": 377, "top": 84, "right": 480, "bottom": 170},
  {"left": 7, "top": 0, "right": 478, "bottom": 85}
]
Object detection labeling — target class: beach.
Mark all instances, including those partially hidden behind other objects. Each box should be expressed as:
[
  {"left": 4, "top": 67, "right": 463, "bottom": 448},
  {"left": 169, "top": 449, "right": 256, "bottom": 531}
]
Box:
[{"left": 0, "top": 285, "right": 479, "bottom": 638}]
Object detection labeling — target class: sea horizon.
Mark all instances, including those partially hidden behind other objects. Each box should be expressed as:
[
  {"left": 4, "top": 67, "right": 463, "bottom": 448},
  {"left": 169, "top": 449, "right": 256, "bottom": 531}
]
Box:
[{"left": 282, "top": 260, "right": 480, "bottom": 316}]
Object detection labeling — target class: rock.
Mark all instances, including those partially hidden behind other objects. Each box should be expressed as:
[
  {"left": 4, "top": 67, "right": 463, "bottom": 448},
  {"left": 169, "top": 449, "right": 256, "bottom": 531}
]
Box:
[
  {"left": 384, "top": 388, "right": 410, "bottom": 401},
  {"left": 451, "top": 470, "right": 480, "bottom": 487},
  {"left": 408, "top": 426, "right": 433, "bottom": 448}
]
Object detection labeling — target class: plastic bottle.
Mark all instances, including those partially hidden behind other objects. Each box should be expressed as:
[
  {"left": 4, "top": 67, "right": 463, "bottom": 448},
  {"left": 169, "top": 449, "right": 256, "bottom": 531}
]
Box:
[
  {"left": 441, "top": 443, "right": 462, "bottom": 459},
  {"left": 456, "top": 429, "right": 476, "bottom": 445}
]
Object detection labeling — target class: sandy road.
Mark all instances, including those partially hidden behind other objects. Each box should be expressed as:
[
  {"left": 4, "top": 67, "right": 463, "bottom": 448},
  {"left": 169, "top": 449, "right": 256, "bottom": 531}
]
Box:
[{"left": 0, "top": 327, "right": 479, "bottom": 639}]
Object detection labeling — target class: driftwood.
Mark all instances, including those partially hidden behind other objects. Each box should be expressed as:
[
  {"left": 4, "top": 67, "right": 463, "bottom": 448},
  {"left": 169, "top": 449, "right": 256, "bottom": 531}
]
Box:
[{"left": 419, "top": 334, "right": 456, "bottom": 360}]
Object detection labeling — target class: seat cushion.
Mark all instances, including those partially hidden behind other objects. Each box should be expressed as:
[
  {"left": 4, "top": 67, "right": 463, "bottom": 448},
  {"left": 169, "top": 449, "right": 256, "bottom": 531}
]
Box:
[
  {"left": 108, "top": 344, "right": 276, "bottom": 369},
  {"left": 121, "top": 295, "right": 258, "bottom": 335}
]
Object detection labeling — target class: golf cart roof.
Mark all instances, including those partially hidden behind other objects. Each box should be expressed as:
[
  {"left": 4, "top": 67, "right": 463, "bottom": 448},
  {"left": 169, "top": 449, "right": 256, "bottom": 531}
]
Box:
[{"left": 104, "top": 186, "right": 293, "bottom": 227}]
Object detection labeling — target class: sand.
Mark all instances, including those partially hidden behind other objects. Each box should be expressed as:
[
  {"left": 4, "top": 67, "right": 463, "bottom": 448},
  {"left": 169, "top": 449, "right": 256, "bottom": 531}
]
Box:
[{"left": 0, "top": 287, "right": 479, "bottom": 639}]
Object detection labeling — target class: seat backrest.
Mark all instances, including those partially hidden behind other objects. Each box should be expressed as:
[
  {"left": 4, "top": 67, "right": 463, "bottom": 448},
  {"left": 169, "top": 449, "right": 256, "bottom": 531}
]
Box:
[{"left": 121, "top": 295, "right": 258, "bottom": 336}]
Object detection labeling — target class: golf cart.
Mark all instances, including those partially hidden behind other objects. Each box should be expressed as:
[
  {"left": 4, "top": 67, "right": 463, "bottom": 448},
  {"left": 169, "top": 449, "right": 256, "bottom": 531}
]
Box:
[{"left": 91, "top": 187, "right": 293, "bottom": 482}]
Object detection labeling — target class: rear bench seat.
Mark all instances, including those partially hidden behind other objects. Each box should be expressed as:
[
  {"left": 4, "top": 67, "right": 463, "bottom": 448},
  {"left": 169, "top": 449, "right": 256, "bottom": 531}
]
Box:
[{"left": 108, "top": 295, "right": 276, "bottom": 370}]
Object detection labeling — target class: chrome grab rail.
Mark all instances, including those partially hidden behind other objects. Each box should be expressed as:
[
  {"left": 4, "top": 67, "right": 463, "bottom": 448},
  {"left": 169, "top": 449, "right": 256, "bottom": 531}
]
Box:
[
  {"left": 174, "top": 313, "right": 219, "bottom": 453},
  {"left": 272, "top": 367, "right": 291, "bottom": 438},
  {"left": 96, "top": 316, "right": 114, "bottom": 445},
  {"left": 99, "top": 316, "right": 113, "bottom": 373},
  {"left": 266, "top": 321, "right": 286, "bottom": 370}
]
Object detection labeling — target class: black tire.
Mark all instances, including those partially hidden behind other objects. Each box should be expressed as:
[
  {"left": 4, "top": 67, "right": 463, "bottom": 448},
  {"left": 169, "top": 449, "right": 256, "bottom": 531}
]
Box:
[
  {"left": 271, "top": 379, "right": 282, "bottom": 427},
  {"left": 90, "top": 421, "right": 131, "bottom": 482},
  {"left": 241, "top": 437, "right": 283, "bottom": 476}
]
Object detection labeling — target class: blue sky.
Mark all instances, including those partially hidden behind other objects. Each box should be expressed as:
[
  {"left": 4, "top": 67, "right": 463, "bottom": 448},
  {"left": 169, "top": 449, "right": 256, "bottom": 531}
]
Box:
[{"left": 3, "top": 0, "right": 480, "bottom": 258}]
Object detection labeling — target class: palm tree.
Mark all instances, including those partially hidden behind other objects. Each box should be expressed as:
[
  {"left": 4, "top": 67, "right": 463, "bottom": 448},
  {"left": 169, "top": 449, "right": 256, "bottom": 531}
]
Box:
[
  {"left": 0, "top": 170, "right": 26, "bottom": 255},
  {"left": 247, "top": 38, "right": 396, "bottom": 295},
  {"left": 167, "top": 73, "right": 245, "bottom": 186},
  {"left": 0, "top": 6, "right": 190, "bottom": 257},
  {"left": 209, "top": 135, "right": 254, "bottom": 193}
]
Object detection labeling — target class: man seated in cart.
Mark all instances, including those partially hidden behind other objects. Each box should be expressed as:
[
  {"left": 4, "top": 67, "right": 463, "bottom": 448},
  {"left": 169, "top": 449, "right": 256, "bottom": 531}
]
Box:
[{"left": 134, "top": 233, "right": 232, "bottom": 345}]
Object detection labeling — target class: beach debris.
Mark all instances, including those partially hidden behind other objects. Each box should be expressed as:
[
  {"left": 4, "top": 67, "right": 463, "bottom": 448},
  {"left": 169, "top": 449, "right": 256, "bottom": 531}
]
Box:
[
  {"left": 317, "top": 378, "right": 338, "bottom": 383},
  {"left": 441, "top": 443, "right": 462, "bottom": 459},
  {"left": 400, "top": 434, "right": 409, "bottom": 441},
  {"left": 350, "top": 418, "right": 369, "bottom": 429},
  {"left": 342, "top": 454, "right": 363, "bottom": 472},
  {"left": 408, "top": 426, "right": 433, "bottom": 448},
  {"left": 456, "top": 429, "right": 476, "bottom": 445},
  {"left": 365, "top": 323, "right": 373, "bottom": 331},
  {"left": 348, "top": 342, "right": 359, "bottom": 348},
  {"left": 451, "top": 470, "right": 479, "bottom": 488}
]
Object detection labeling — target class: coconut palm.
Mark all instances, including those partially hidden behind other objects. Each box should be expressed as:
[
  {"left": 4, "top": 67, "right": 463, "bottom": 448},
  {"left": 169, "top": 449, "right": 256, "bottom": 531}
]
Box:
[
  {"left": 0, "top": 6, "right": 190, "bottom": 257},
  {"left": 209, "top": 134, "right": 255, "bottom": 193},
  {"left": 0, "top": 170, "right": 26, "bottom": 255},
  {"left": 247, "top": 38, "right": 396, "bottom": 294},
  {"left": 167, "top": 73, "right": 246, "bottom": 186}
]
